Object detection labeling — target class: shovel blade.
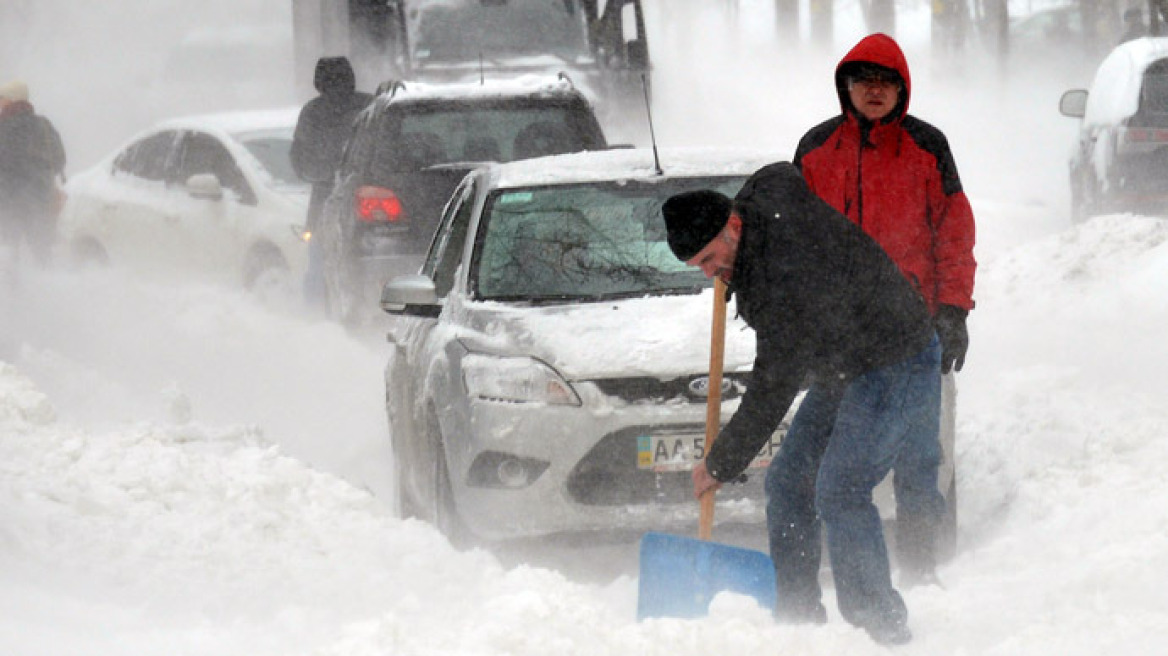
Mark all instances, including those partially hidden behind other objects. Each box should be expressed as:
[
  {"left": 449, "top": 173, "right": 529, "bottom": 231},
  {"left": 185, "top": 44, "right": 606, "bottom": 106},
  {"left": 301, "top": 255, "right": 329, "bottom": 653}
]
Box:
[{"left": 636, "top": 531, "right": 777, "bottom": 620}]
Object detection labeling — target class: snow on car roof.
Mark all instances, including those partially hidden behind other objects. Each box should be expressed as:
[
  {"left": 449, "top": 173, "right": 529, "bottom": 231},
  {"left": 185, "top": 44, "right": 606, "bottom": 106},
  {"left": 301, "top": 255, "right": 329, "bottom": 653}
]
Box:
[
  {"left": 489, "top": 147, "right": 788, "bottom": 189},
  {"left": 378, "top": 75, "right": 583, "bottom": 104},
  {"left": 1084, "top": 37, "right": 1168, "bottom": 124},
  {"left": 1113, "top": 35, "right": 1168, "bottom": 65},
  {"left": 153, "top": 107, "right": 301, "bottom": 137}
]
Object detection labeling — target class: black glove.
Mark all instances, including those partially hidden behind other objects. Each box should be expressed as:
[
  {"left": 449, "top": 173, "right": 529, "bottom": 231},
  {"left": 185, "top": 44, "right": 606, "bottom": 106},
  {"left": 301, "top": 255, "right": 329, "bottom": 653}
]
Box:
[{"left": 934, "top": 304, "right": 969, "bottom": 374}]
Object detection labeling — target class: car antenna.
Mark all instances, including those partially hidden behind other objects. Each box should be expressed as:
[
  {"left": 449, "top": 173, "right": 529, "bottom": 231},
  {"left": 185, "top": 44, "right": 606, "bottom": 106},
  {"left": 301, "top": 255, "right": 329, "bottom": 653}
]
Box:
[{"left": 641, "top": 73, "right": 663, "bottom": 176}]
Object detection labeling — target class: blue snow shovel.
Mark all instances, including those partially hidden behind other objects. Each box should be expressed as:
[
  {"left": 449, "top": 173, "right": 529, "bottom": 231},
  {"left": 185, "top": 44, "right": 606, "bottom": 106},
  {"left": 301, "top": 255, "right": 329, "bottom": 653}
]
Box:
[{"left": 637, "top": 278, "right": 777, "bottom": 620}]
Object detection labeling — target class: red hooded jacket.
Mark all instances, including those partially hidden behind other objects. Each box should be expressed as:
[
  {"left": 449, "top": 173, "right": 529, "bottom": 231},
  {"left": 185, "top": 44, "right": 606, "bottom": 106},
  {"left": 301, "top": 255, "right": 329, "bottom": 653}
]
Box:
[{"left": 794, "top": 33, "right": 976, "bottom": 314}]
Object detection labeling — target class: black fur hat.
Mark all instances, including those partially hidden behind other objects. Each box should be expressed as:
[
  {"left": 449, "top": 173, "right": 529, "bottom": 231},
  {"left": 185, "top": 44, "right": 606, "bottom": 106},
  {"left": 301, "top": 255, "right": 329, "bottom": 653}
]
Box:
[{"left": 662, "top": 190, "right": 733, "bottom": 261}]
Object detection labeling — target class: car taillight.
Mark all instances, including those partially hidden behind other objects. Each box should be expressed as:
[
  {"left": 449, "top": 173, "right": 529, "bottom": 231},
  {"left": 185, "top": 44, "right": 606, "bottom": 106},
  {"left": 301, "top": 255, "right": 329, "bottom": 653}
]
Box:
[{"left": 355, "top": 185, "right": 404, "bottom": 223}]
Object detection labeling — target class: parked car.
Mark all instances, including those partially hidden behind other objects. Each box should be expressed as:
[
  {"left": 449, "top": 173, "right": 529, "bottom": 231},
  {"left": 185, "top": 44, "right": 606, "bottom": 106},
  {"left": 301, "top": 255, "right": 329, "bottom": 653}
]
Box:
[
  {"left": 317, "top": 75, "right": 608, "bottom": 324},
  {"left": 378, "top": 147, "right": 958, "bottom": 546},
  {"left": 60, "top": 108, "right": 309, "bottom": 293},
  {"left": 1060, "top": 37, "right": 1168, "bottom": 220},
  {"left": 1008, "top": 4, "right": 1119, "bottom": 65}
]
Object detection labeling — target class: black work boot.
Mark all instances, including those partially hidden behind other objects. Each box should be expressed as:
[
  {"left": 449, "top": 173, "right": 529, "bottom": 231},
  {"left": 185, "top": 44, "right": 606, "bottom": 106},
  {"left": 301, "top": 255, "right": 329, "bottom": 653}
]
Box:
[
  {"left": 864, "top": 618, "right": 913, "bottom": 645},
  {"left": 854, "top": 592, "right": 912, "bottom": 646},
  {"left": 774, "top": 599, "right": 828, "bottom": 625}
]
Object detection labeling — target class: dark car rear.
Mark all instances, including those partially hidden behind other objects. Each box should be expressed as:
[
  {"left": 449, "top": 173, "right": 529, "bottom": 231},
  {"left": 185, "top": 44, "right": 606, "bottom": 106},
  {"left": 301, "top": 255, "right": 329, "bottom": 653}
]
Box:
[
  {"left": 318, "top": 77, "right": 608, "bottom": 323},
  {"left": 1061, "top": 38, "right": 1168, "bottom": 221}
]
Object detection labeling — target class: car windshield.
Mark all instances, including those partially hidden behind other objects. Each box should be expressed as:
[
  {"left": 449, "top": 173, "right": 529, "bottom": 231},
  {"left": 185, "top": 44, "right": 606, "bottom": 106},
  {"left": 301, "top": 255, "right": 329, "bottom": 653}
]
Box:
[
  {"left": 473, "top": 176, "right": 745, "bottom": 302},
  {"left": 375, "top": 105, "right": 595, "bottom": 172},
  {"left": 237, "top": 129, "right": 306, "bottom": 189},
  {"left": 411, "top": 0, "right": 590, "bottom": 64}
]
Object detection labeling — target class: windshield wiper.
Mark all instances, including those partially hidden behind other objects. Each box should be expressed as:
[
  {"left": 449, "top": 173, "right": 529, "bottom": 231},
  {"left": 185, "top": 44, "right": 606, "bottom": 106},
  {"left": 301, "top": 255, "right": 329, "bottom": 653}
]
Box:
[{"left": 483, "top": 287, "right": 706, "bottom": 305}]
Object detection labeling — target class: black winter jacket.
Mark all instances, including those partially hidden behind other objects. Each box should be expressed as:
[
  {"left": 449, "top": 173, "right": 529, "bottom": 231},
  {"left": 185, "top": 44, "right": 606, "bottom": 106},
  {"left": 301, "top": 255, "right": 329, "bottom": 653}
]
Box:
[
  {"left": 291, "top": 57, "right": 372, "bottom": 228},
  {"left": 705, "top": 162, "right": 934, "bottom": 482}
]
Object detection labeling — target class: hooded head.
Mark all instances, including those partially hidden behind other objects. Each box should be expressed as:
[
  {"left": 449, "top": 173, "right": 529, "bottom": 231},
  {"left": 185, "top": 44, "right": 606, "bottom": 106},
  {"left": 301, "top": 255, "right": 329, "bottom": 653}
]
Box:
[
  {"left": 835, "top": 33, "right": 911, "bottom": 125},
  {"left": 0, "top": 80, "right": 29, "bottom": 103},
  {"left": 314, "top": 57, "right": 356, "bottom": 96}
]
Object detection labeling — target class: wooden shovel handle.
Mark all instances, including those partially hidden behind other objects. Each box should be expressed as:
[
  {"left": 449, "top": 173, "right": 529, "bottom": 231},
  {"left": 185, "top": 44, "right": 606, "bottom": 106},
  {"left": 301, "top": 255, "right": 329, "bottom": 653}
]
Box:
[{"left": 699, "top": 278, "right": 728, "bottom": 541}]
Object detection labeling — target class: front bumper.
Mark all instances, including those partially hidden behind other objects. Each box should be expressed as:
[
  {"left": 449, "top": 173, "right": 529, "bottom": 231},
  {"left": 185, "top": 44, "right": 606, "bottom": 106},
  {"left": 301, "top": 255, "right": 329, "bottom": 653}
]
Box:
[{"left": 445, "top": 383, "right": 777, "bottom": 540}]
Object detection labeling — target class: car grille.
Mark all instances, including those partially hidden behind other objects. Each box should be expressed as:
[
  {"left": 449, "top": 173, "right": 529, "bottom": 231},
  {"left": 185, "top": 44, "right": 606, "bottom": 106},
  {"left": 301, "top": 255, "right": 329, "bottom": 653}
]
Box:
[
  {"left": 589, "top": 372, "right": 751, "bottom": 404},
  {"left": 566, "top": 425, "right": 757, "bottom": 506}
]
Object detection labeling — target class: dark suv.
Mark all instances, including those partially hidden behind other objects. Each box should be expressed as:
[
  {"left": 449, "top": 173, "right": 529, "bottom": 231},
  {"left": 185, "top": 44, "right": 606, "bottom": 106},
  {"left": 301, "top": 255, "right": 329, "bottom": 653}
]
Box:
[
  {"left": 317, "top": 75, "right": 608, "bottom": 323},
  {"left": 1060, "top": 37, "right": 1168, "bottom": 221}
]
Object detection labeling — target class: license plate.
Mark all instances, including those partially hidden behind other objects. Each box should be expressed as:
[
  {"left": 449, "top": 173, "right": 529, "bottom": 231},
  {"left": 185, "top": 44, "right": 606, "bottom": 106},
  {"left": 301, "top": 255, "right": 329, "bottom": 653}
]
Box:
[{"left": 635, "top": 428, "right": 785, "bottom": 473}]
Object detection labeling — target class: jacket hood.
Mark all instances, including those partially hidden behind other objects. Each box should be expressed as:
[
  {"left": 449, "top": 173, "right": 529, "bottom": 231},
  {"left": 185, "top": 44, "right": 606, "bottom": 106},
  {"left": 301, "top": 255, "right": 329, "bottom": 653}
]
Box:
[
  {"left": 835, "top": 33, "right": 911, "bottom": 124},
  {"left": 314, "top": 56, "right": 357, "bottom": 95}
]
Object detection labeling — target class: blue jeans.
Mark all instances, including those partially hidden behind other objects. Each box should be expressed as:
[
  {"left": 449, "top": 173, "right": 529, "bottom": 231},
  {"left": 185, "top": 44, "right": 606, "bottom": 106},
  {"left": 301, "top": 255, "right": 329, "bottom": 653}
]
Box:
[{"left": 764, "top": 335, "right": 942, "bottom": 629}]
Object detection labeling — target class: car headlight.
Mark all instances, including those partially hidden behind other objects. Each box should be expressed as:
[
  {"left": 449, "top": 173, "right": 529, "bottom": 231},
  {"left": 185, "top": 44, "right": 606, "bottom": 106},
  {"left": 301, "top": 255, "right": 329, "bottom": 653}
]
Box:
[{"left": 462, "top": 354, "right": 581, "bottom": 406}]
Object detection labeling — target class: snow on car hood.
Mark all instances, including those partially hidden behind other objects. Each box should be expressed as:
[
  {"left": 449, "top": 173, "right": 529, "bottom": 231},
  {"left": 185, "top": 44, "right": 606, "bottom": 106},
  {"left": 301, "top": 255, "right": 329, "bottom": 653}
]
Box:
[
  {"left": 492, "top": 147, "right": 785, "bottom": 190},
  {"left": 453, "top": 289, "right": 757, "bottom": 380}
]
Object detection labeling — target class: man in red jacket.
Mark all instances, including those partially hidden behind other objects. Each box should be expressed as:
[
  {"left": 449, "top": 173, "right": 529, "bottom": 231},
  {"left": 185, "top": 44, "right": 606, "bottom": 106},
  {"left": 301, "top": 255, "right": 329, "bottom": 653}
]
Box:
[{"left": 793, "top": 33, "right": 977, "bottom": 586}]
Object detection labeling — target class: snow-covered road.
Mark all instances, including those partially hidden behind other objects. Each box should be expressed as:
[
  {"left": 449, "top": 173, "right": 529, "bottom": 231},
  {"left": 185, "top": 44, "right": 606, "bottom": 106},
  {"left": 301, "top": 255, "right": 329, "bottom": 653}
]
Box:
[{"left": 5, "top": 202, "right": 1168, "bottom": 655}]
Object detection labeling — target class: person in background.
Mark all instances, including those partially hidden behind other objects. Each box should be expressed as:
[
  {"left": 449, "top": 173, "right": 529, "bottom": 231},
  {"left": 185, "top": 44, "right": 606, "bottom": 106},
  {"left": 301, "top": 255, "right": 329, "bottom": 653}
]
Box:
[
  {"left": 794, "top": 32, "right": 977, "bottom": 587},
  {"left": 1119, "top": 7, "right": 1149, "bottom": 43},
  {"left": 0, "top": 79, "right": 66, "bottom": 273},
  {"left": 291, "top": 57, "right": 372, "bottom": 311},
  {"left": 662, "top": 162, "right": 939, "bottom": 644}
]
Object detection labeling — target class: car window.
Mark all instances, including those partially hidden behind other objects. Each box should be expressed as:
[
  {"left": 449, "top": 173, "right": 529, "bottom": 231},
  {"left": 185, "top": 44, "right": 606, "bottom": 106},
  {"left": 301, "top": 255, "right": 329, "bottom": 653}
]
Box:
[
  {"left": 237, "top": 129, "right": 306, "bottom": 189},
  {"left": 174, "top": 131, "right": 257, "bottom": 205},
  {"left": 370, "top": 104, "right": 598, "bottom": 176},
  {"left": 471, "top": 176, "right": 745, "bottom": 301},
  {"left": 1137, "top": 59, "right": 1168, "bottom": 124},
  {"left": 112, "top": 131, "right": 180, "bottom": 181},
  {"left": 422, "top": 175, "right": 480, "bottom": 298}
]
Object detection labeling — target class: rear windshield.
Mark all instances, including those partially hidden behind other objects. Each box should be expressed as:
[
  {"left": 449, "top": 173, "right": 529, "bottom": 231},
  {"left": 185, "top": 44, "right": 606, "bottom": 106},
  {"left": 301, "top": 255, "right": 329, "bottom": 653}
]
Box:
[
  {"left": 472, "top": 177, "right": 746, "bottom": 302},
  {"left": 1138, "top": 59, "right": 1168, "bottom": 123},
  {"left": 370, "top": 103, "right": 602, "bottom": 175}
]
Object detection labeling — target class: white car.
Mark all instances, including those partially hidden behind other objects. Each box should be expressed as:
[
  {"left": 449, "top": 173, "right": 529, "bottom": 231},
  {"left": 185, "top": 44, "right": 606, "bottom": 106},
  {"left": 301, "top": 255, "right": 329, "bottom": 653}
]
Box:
[
  {"left": 1060, "top": 37, "right": 1168, "bottom": 221},
  {"left": 60, "top": 108, "right": 310, "bottom": 292},
  {"left": 380, "top": 147, "right": 958, "bottom": 546}
]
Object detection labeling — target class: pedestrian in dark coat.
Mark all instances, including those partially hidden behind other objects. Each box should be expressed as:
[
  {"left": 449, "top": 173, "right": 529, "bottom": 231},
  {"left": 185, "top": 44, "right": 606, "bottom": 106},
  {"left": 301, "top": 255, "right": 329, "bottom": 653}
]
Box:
[
  {"left": 1120, "top": 8, "right": 1148, "bottom": 44},
  {"left": 662, "top": 162, "right": 937, "bottom": 645},
  {"left": 794, "top": 33, "right": 977, "bottom": 584},
  {"left": 291, "top": 57, "right": 372, "bottom": 307},
  {"left": 0, "top": 80, "right": 66, "bottom": 267}
]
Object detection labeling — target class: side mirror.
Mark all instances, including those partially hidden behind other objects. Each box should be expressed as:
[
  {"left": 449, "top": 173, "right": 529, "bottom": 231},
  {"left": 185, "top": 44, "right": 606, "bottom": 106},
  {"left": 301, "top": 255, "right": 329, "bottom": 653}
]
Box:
[
  {"left": 1059, "top": 89, "right": 1088, "bottom": 118},
  {"left": 186, "top": 173, "right": 223, "bottom": 201},
  {"left": 380, "top": 273, "right": 441, "bottom": 317}
]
